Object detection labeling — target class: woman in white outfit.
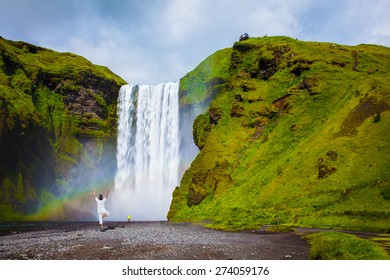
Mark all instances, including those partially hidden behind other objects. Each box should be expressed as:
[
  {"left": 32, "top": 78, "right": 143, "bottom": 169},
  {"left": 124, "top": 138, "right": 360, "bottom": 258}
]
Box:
[{"left": 93, "top": 190, "right": 110, "bottom": 232}]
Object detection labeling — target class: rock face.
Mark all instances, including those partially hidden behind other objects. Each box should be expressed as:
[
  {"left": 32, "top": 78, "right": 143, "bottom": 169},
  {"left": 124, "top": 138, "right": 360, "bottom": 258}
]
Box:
[
  {"left": 0, "top": 37, "right": 126, "bottom": 220},
  {"left": 239, "top": 33, "right": 250, "bottom": 41},
  {"left": 169, "top": 36, "right": 390, "bottom": 232}
]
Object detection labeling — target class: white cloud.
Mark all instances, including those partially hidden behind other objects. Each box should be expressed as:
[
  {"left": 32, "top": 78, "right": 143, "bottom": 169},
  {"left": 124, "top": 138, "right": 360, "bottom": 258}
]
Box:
[
  {"left": 297, "top": 0, "right": 390, "bottom": 46},
  {"left": 159, "top": 0, "right": 204, "bottom": 43},
  {"left": 350, "top": 0, "right": 390, "bottom": 45},
  {"left": 246, "top": 5, "right": 301, "bottom": 37},
  {"left": 1, "top": 0, "right": 389, "bottom": 85}
]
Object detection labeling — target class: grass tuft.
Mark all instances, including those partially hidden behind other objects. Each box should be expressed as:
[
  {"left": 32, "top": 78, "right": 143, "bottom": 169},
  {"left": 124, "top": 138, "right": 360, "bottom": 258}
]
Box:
[{"left": 305, "top": 231, "right": 390, "bottom": 260}]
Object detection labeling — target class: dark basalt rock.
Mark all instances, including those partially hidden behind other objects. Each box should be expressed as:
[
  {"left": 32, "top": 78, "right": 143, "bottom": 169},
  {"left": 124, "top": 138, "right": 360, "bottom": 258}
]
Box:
[{"left": 239, "top": 33, "right": 250, "bottom": 41}]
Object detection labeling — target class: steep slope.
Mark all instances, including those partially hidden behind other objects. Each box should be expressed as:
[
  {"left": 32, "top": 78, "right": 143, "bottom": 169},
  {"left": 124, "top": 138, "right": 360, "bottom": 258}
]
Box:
[
  {"left": 169, "top": 36, "right": 390, "bottom": 232},
  {"left": 0, "top": 37, "right": 126, "bottom": 220}
]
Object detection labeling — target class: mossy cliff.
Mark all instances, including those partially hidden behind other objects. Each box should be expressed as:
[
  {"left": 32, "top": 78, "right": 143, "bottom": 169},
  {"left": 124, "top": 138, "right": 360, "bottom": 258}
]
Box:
[
  {"left": 0, "top": 37, "right": 126, "bottom": 220},
  {"left": 169, "top": 36, "right": 390, "bottom": 232}
]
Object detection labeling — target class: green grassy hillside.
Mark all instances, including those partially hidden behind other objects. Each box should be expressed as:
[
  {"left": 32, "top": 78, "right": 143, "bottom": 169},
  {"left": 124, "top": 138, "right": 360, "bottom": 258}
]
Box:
[
  {"left": 169, "top": 36, "right": 390, "bottom": 232},
  {"left": 0, "top": 37, "right": 126, "bottom": 220}
]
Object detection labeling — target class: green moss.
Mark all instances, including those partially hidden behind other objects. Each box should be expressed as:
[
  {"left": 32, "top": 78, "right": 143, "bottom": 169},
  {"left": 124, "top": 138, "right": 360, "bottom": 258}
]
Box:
[
  {"left": 0, "top": 36, "right": 126, "bottom": 220},
  {"left": 2, "top": 178, "right": 13, "bottom": 202},
  {"left": 15, "top": 173, "right": 26, "bottom": 204},
  {"left": 169, "top": 36, "right": 390, "bottom": 233},
  {"left": 370, "top": 234, "right": 390, "bottom": 251},
  {"left": 11, "top": 68, "right": 33, "bottom": 94},
  {"left": 33, "top": 85, "right": 65, "bottom": 134},
  {"left": 0, "top": 204, "right": 24, "bottom": 221},
  {"left": 305, "top": 231, "right": 390, "bottom": 260},
  {"left": 1, "top": 174, "right": 32, "bottom": 208},
  {"left": 60, "top": 136, "right": 82, "bottom": 160},
  {"left": 179, "top": 48, "right": 232, "bottom": 109}
]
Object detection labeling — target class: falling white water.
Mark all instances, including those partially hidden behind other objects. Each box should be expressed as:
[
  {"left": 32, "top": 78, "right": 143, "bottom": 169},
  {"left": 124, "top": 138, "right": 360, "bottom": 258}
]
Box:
[{"left": 112, "top": 82, "right": 180, "bottom": 221}]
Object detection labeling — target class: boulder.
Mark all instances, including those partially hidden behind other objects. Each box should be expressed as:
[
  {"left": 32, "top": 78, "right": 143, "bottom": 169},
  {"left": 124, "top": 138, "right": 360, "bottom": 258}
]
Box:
[{"left": 239, "top": 33, "right": 250, "bottom": 41}]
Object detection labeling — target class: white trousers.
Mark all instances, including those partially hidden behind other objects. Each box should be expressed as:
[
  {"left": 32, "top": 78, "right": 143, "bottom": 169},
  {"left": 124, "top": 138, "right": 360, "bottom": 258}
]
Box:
[{"left": 98, "top": 210, "right": 110, "bottom": 224}]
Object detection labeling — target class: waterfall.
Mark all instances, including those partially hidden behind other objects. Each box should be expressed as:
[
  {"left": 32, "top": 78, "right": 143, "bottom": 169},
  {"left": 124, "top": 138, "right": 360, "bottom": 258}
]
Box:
[{"left": 113, "top": 82, "right": 180, "bottom": 221}]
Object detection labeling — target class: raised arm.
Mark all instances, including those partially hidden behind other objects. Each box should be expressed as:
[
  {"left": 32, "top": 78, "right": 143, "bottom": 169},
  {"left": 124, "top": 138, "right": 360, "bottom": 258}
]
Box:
[
  {"left": 93, "top": 191, "right": 97, "bottom": 198},
  {"left": 106, "top": 190, "right": 109, "bottom": 198}
]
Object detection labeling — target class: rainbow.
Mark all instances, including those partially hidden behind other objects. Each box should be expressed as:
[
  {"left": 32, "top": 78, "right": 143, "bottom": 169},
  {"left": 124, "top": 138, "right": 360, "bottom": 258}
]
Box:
[{"left": 27, "top": 178, "right": 114, "bottom": 221}]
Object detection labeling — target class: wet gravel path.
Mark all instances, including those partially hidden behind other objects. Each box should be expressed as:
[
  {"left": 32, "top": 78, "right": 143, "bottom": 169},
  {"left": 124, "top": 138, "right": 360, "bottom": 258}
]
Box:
[{"left": 0, "top": 222, "right": 309, "bottom": 260}]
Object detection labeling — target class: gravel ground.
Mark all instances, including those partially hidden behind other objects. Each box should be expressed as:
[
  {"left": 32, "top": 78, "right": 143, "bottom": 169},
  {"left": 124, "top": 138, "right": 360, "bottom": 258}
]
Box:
[{"left": 0, "top": 221, "right": 309, "bottom": 260}]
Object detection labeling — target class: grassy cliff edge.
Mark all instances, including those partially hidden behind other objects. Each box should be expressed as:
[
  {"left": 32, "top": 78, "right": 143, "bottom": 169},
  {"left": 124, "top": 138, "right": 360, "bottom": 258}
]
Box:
[
  {"left": 0, "top": 36, "right": 126, "bottom": 220},
  {"left": 169, "top": 36, "right": 390, "bottom": 233}
]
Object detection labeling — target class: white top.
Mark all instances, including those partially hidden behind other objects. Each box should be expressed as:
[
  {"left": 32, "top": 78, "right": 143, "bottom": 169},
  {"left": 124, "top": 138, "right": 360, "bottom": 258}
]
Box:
[{"left": 95, "top": 197, "right": 107, "bottom": 213}]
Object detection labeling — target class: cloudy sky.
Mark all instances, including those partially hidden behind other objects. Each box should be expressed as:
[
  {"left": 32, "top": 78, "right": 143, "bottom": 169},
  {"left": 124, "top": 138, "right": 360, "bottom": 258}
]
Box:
[{"left": 1, "top": 0, "right": 389, "bottom": 84}]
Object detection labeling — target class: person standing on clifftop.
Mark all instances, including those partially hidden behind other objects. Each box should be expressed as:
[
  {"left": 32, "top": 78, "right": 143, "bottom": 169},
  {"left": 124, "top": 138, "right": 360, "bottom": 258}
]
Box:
[{"left": 93, "top": 190, "right": 110, "bottom": 232}]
